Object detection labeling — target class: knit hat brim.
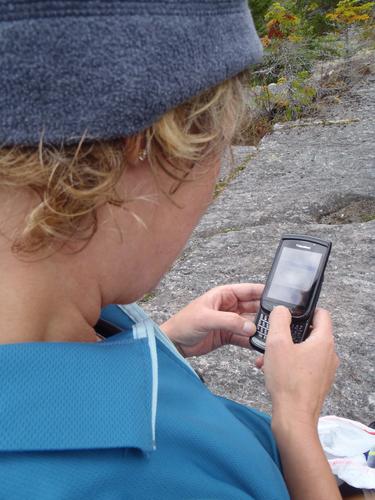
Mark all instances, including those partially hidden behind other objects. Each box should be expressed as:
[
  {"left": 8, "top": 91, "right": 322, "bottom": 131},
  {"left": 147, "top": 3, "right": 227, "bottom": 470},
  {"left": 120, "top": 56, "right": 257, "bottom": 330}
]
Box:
[{"left": 0, "top": 1, "right": 263, "bottom": 146}]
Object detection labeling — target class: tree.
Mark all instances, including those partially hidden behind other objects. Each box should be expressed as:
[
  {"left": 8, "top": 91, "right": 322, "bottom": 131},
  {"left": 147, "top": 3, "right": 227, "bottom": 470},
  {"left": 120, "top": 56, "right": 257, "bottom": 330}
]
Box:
[
  {"left": 326, "top": 0, "right": 374, "bottom": 54},
  {"left": 259, "top": 1, "right": 303, "bottom": 45},
  {"left": 248, "top": 0, "right": 273, "bottom": 34},
  {"left": 326, "top": 0, "right": 374, "bottom": 24},
  {"left": 296, "top": 1, "right": 340, "bottom": 35},
  {"left": 252, "top": 1, "right": 341, "bottom": 40}
]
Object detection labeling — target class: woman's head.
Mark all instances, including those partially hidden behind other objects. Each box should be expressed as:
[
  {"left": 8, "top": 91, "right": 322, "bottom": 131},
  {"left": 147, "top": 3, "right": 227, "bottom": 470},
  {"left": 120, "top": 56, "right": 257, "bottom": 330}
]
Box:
[
  {"left": 0, "top": 70, "right": 253, "bottom": 313},
  {"left": 0, "top": 0, "right": 263, "bottom": 265},
  {"left": 0, "top": 0, "right": 263, "bottom": 334},
  {"left": 0, "top": 70, "right": 249, "bottom": 257}
]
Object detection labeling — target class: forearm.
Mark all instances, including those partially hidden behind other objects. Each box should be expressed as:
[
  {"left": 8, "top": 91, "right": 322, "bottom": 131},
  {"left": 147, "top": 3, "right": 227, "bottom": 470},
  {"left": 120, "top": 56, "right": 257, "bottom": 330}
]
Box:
[
  {"left": 272, "top": 417, "right": 341, "bottom": 500},
  {"left": 160, "top": 319, "right": 175, "bottom": 341},
  {"left": 160, "top": 320, "right": 186, "bottom": 356}
]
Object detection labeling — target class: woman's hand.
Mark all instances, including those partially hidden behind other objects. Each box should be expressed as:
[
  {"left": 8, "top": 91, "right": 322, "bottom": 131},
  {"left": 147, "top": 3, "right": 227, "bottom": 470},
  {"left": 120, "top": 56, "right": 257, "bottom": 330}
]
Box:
[
  {"left": 160, "top": 283, "right": 263, "bottom": 357},
  {"left": 258, "top": 306, "right": 341, "bottom": 500},
  {"left": 259, "top": 306, "right": 339, "bottom": 429}
]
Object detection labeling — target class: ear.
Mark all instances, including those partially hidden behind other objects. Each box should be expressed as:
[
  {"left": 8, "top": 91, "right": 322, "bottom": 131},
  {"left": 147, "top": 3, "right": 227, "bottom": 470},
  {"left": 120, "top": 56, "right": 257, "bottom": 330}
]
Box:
[{"left": 123, "top": 133, "right": 146, "bottom": 164}]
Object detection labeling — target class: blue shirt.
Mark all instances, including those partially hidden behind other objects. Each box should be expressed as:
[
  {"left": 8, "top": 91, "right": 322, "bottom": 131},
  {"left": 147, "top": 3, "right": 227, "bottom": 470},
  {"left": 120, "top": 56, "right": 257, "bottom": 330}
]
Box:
[{"left": 0, "top": 304, "right": 290, "bottom": 499}]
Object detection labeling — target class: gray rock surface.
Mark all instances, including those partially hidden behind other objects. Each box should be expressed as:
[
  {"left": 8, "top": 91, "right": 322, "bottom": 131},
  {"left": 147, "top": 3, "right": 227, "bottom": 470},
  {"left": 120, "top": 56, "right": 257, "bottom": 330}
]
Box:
[{"left": 143, "top": 53, "right": 375, "bottom": 424}]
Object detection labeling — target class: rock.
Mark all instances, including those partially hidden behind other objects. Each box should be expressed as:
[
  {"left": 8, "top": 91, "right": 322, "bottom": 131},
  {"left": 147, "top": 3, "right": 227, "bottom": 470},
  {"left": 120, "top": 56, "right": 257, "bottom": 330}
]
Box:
[
  {"left": 310, "top": 48, "right": 375, "bottom": 99},
  {"left": 142, "top": 54, "right": 375, "bottom": 424},
  {"left": 245, "top": 82, "right": 290, "bottom": 112},
  {"left": 219, "top": 145, "right": 257, "bottom": 182}
]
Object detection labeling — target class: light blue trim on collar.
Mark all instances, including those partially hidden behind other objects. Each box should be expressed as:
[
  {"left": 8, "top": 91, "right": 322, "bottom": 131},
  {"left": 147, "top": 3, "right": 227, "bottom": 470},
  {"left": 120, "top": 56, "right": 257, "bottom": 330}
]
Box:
[
  {"left": 144, "top": 319, "right": 158, "bottom": 450},
  {"left": 119, "top": 303, "right": 199, "bottom": 378},
  {"left": 117, "top": 304, "right": 159, "bottom": 449},
  {"left": 120, "top": 303, "right": 148, "bottom": 324},
  {"left": 117, "top": 303, "right": 200, "bottom": 451}
]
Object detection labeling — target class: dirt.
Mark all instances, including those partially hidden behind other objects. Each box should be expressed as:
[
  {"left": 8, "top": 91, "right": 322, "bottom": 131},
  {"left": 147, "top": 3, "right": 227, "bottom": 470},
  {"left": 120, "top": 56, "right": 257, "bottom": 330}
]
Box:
[{"left": 318, "top": 198, "right": 375, "bottom": 224}]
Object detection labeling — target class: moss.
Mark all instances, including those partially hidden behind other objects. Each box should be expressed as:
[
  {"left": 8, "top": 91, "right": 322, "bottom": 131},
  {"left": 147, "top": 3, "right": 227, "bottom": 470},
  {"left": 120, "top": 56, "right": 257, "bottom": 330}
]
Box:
[
  {"left": 140, "top": 292, "right": 156, "bottom": 303},
  {"left": 361, "top": 213, "right": 375, "bottom": 222},
  {"left": 214, "top": 153, "right": 255, "bottom": 198},
  {"left": 220, "top": 226, "right": 242, "bottom": 234}
]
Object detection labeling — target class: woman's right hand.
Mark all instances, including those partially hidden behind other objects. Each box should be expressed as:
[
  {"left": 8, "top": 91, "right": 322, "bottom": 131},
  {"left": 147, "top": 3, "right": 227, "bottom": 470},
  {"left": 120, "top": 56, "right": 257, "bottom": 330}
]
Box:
[
  {"left": 261, "top": 306, "right": 339, "bottom": 429},
  {"left": 260, "top": 306, "right": 342, "bottom": 500}
]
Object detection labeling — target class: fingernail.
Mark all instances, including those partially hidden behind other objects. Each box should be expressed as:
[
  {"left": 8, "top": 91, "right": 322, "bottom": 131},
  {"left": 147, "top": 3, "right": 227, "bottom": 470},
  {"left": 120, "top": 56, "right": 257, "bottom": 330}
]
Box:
[{"left": 243, "top": 321, "right": 254, "bottom": 334}]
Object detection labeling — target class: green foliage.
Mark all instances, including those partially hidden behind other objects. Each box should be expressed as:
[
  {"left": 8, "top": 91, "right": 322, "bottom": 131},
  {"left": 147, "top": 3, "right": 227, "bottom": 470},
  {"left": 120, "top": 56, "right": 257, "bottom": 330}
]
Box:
[
  {"left": 248, "top": 0, "right": 273, "bottom": 34},
  {"left": 326, "top": 0, "right": 374, "bottom": 25},
  {"left": 249, "top": 34, "right": 340, "bottom": 87},
  {"left": 247, "top": 0, "right": 349, "bottom": 87},
  {"left": 296, "top": 0, "right": 340, "bottom": 35},
  {"left": 249, "top": 0, "right": 341, "bottom": 37},
  {"left": 243, "top": 0, "right": 373, "bottom": 143},
  {"left": 253, "top": 70, "right": 317, "bottom": 123},
  {"left": 265, "top": 1, "right": 302, "bottom": 40},
  {"left": 325, "top": 0, "right": 374, "bottom": 55}
]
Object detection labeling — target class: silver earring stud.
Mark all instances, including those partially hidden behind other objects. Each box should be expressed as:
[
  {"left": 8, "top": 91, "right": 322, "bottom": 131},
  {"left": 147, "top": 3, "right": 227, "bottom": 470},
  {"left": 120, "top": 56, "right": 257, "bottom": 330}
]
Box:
[{"left": 138, "top": 148, "right": 147, "bottom": 161}]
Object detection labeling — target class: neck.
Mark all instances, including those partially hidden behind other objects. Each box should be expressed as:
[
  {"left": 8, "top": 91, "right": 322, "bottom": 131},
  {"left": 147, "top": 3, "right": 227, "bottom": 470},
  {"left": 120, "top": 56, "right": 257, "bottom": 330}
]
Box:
[{"left": 0, "top": 250, "right": 102, "bottom": 344}]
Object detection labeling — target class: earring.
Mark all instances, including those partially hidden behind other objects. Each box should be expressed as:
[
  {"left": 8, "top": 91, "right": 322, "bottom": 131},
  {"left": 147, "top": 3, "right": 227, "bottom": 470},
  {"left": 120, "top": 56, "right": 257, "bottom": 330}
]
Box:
[{"left": 138, "top": 148, "right": 147, "bottom": 161}]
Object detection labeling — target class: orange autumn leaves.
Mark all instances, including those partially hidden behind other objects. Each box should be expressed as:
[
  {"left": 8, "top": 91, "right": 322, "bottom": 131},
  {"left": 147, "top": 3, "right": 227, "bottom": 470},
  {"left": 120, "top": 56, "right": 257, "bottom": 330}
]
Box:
[{"left": 260, "top": 0, "right": 374, "bottom": 47}]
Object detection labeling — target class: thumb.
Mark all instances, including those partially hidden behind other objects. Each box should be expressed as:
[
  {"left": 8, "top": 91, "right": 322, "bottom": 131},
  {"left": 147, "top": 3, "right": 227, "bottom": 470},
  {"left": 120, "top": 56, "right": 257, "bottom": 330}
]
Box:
[
  {"left": 204, "top": 310, "right": 255, "bottom": 336},
  {"left": 267, "top": 306, "right": 293, "bottom": 347},
  {"left": 255, "top": 355, "right": 264, "bottom": 369},
  {"left": 305, "top": 308, "right": 333, "bottom": 343}
]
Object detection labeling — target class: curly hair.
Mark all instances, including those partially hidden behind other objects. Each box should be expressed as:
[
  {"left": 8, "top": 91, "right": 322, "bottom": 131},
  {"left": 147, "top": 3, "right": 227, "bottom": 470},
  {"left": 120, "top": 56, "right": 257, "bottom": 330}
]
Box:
[{"left": 0, "top": 69, "right": 250, "bottom": 255}]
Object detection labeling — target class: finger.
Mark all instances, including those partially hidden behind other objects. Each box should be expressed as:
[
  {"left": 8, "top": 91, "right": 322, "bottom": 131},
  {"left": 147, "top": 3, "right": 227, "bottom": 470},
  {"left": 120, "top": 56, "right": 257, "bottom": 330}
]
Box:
[
  {"left": 311, "top": 307, "right": 332, "bottom": 330},
  {"left": 266, "top": 306, "right": 293, "bottom": 347},
  {"left": 240, "top": 312, "right": 256, "bottom": 322},
  {"left": 237, "top": 300, "right": 260, "bottom": 314},
  {"left": 222, "top": 283, "right": 265, "bottom": 302},
  {"left": 255, "top": 355, "right": 264, "bottom": 369},
  {"left": 227, "top": 333, "right": 254, "bottom": 349},
  {"left": 305, "top": 308, "right": 333, "bottom": 342},
  {"left": 204, "top": 310, "right": 256, "bottom": 336}
]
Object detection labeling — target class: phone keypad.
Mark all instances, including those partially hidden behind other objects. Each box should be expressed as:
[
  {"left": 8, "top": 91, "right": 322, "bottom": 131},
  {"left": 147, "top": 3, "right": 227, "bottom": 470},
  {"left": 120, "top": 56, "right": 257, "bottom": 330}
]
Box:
[
  {"left": 291, "top": 322, "right": 306, "bottom": 343},
  {"left": 255, "top": 312, "right": 307, "bottom": 343},
  {"left": 256, "top": 312, "right": 270, "bottom": 341}
]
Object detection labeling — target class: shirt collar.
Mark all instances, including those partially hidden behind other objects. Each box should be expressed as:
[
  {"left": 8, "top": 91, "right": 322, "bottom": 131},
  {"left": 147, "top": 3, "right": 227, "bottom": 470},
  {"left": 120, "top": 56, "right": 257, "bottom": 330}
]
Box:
[{"left": 0, "top": 305, "right": 155, "bottom": 453}]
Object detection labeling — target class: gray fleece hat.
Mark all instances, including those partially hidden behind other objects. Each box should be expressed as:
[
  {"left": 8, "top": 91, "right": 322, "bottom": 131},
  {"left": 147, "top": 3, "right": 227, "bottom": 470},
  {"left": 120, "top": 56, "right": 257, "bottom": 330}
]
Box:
[{"left": 0, "top": 0, "right": 263, "bottom": 147}]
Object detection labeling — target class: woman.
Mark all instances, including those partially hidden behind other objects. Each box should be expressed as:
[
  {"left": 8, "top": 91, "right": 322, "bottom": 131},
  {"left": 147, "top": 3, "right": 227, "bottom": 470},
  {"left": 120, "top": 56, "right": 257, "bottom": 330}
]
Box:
[{"left": 0, "top": 1, "right": 340, "bottom": 498}]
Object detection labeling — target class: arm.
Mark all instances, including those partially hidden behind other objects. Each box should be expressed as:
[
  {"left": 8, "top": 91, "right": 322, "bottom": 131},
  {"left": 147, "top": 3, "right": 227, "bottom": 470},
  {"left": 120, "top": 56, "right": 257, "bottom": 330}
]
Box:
[
  {"left": 160, "top": 286, "right": 340, "bottom": 498},
  {"left": 262, "top": 307, "right": 341, "bottom": 500},
  {"left": 272, "top": 419, "right": 340, "bottom": 500},
  {"left": 160, "top": 283, "right": 263, "bottom": 357}
]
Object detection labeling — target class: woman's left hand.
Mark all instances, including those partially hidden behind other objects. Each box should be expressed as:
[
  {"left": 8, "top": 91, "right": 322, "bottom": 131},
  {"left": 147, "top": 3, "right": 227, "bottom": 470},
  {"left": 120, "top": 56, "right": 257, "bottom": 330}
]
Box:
[{"left": 160, "top": 283, "right": 263, "bottom": 357}]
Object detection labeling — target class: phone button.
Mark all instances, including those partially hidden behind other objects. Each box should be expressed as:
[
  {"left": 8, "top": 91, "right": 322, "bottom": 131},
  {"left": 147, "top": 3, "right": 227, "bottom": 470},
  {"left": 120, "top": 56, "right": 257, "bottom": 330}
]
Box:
[
  {"left": 291, "top": 322, "right": 306, "bottom": 342},
  {"left": 251, "top": 336, "right": 266, "bottom": 351}
]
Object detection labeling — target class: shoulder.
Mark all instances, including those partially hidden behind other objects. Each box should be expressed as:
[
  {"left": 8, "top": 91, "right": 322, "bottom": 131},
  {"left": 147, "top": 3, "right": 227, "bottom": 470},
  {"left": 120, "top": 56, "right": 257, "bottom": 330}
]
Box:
[{"left": 0, "top": 304, "right": 289, "bottom": 499}]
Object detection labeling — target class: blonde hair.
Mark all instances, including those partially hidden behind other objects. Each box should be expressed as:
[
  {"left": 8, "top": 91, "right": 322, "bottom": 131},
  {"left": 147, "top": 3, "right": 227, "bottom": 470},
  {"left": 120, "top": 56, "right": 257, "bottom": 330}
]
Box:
[{"left": 0, "top": 69, "right": 250, "bottom": 255}]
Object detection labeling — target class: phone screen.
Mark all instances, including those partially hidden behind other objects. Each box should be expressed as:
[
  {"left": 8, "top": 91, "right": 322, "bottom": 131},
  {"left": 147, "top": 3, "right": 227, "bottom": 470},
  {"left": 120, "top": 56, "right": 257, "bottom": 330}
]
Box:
[{"left": 266, "top": 247, "right": 322, "bottom": 309}]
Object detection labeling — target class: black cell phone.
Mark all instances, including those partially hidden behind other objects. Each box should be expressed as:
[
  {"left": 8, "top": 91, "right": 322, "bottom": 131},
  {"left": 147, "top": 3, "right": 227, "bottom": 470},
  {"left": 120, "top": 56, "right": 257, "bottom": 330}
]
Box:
[{"left": 250, "top": 234, "right": 332, "bottom": 353}]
